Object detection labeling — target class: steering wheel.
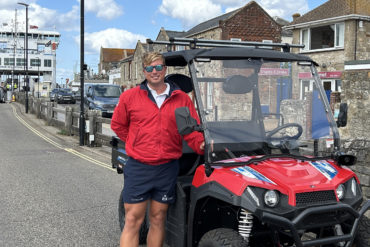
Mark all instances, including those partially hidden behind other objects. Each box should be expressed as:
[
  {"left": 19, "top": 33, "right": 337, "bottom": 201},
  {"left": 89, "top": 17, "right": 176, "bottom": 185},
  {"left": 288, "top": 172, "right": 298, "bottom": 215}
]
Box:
[{"left": 266, "top": 123, "right": 303, "bottom": 141}]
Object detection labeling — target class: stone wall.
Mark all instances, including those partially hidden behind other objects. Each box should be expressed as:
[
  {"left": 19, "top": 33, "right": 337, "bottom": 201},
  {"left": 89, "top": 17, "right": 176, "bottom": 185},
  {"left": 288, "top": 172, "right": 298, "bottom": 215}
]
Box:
[
  {"left": 341, "top": 139, "right": 370, "bottom": 200},
  {"left": 340, "top": 70, "right": 370, "bottom": 140},
  {"left": 340, "top": 69, "right": 370, "bottom": 199}
]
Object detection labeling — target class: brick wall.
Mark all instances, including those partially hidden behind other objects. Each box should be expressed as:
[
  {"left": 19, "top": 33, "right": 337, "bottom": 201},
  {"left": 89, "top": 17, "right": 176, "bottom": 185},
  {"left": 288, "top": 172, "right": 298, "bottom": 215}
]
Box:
[{"left": 220, "top": 2, "right": 281, "bottom": 42}]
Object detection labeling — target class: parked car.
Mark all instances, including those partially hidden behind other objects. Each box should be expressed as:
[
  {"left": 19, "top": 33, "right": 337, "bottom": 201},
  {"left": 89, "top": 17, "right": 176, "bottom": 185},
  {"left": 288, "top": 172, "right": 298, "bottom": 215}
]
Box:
[
  {"left": 73, "top": 90, "right": 81, "bottom": 101},
  {"left": 55, "top": 88, "right": 76, "bottom": 104},
  {"left": 0, "top": 86, "right": 6, "bottom": 103},
  {"left": 84, "top": 83, "right": 121, "bottom": 117},
  {"left": 49, "top": 88, "right": 59, "bottom": 102},
  {"left": 111, "top": 38, "right": 370, "bottom": 247}
]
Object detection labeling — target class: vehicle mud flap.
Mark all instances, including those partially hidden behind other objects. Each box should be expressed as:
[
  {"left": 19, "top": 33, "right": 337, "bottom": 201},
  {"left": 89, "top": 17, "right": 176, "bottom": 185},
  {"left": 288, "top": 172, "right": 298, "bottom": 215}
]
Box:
[{"left": 165, "top": 177, "right": 192, "bottom": 247}]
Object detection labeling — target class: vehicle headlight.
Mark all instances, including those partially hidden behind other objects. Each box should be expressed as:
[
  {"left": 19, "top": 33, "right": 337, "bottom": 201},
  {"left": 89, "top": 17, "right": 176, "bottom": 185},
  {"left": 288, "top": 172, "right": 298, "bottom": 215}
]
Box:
[
  {"left": 351, "top": 178, "right": 357, "bottom": 197},
  {"left": 94, "top": 101, "right": 104, "bottom": 107},
  {"left": 264, "top": 190, "right": 279, "bottom": 207},
  {"left": 336, "top": 184, "right": 345, "bottom": 200}
]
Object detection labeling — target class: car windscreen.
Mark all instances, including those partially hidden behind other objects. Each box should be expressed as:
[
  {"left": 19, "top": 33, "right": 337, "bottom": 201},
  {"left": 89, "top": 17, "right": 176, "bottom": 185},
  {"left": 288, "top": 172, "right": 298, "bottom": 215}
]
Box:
[
  {"left": 93, "top": 85, "right": 121, "bottom": 98},
  {"left": 194, "top": 58, "right": 336, "bottom": 162},
  {"left": 59, "top": 88, "right": 72, "bottom": 93}
]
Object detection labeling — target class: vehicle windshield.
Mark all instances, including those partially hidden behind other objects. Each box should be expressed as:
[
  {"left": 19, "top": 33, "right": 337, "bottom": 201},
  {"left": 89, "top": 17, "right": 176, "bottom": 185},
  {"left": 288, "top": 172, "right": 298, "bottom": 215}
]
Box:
[
  {"left": 194, "top": 58, "right": 338, "bottom": 163},
  {"left": 60, "top": 88, "right": 72, "bottom": 93},
  {"left": 93, "top": 85, "right": 121, "bottom": 98}
]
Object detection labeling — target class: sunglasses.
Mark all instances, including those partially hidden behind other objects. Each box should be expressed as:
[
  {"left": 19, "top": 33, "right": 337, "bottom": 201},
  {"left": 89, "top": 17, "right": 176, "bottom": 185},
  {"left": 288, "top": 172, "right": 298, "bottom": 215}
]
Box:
[{"left": 144, "top": 64, "right": 165, "bottom": 72}]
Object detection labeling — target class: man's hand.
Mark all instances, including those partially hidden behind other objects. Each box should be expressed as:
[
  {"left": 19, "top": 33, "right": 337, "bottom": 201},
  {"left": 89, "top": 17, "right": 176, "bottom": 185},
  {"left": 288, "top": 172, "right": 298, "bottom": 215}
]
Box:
[{"left": 200, "top": 141, "right": 205, "bottom": 150}]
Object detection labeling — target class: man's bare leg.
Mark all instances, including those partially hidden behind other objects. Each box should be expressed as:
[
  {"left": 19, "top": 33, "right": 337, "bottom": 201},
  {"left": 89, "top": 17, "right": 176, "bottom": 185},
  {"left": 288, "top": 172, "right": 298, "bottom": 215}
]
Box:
[
  {"left": 147, "top": 200, "right": 169, "bottom": 247},
  {"left": 120, "top": 201, "right": 148, "bottom": 247}
]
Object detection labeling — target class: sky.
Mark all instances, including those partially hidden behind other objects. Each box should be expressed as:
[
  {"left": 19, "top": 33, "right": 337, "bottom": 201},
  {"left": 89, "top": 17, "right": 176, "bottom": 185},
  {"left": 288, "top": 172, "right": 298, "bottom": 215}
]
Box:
[{"left": 0, "top": 0, "right": 327, "bottom": 85}]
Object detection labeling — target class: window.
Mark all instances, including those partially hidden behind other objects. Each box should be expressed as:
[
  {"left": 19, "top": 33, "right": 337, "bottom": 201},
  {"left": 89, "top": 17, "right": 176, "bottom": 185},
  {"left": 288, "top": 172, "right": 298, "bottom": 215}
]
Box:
[
  {"left": 16, "top": 58, "right": 25, "bottom": 66},
  {"left": 135, "top": 62, "right": 137, "bottom": 79},
  {"left": 261, "top": 40, "right": 273, "bottom": 49},
  {"left": 31, "top": 59, "right": 41, "bottom": 66},
  {"left": 301, "top": 23, "right": 344, "bottom": 51},
  {"left": 176, "top": 45, "right": 185, "bottom": 51},
  {"left": 4, "top": 58, "right": 15, "bottom": 66},
  {"left": 44, "top": 59, "right": 52, "bottom": 67},
  {"left": 206, "top": 83, "right": 213, "bottom": 109}
]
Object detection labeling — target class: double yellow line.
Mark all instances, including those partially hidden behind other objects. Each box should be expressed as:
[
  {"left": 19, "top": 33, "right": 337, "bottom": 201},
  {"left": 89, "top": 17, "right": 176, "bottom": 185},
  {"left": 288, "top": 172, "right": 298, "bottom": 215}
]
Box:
[{"left": 11, "top": 104, "right": 114, "bottom": 171}]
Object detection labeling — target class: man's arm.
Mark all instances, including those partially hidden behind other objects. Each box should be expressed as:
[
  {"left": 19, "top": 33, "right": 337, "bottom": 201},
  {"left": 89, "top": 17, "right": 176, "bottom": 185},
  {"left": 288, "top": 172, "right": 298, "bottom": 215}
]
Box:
[{"left": 111, "top": 94, "right": 129, "bottom": 142}]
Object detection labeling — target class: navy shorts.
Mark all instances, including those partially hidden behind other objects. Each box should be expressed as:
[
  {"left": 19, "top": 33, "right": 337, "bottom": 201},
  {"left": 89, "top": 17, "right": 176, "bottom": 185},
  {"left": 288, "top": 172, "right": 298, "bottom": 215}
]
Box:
[{"left": 122, "top": 158, "right": 179, "bottom": 204}]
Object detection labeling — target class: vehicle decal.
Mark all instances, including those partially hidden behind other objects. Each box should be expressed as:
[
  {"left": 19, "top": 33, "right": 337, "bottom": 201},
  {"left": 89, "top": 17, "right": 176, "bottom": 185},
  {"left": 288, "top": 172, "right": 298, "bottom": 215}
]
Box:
[
  {"left": 232, "top": 166, "right": 276, "bottom": 185},
  {"left": 309, "top": 161, "right": 338, "bottom": 180}
]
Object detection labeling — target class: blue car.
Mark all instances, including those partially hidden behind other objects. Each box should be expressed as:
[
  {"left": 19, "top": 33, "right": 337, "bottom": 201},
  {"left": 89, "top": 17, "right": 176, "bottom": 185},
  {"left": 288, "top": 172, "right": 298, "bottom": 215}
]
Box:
[
  {"left": 84, "top": 84, "right": 121, "bottom": 117},
  {"left": 55, "top": 88, "right": 76, "bottom": 104}
]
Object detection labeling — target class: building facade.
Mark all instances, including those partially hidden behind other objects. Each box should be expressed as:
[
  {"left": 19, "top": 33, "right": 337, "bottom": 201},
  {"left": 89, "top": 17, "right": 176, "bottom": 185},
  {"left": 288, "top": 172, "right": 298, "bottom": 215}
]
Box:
[
  {"left": 0, "top": 20, "right": 60, "bottom": 90},
  {"left": 118, "top": 1, "right": 284, "bottom": 89},
  {"left": 285, "top": 0, "right": 370, "bottom": 199}
]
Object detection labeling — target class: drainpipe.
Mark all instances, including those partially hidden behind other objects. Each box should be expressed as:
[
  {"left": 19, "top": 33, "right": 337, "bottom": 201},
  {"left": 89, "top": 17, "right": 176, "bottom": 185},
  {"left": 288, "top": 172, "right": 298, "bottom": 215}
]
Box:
[{"left": 354, "top": 20, "right": 358, "bottom": 60}]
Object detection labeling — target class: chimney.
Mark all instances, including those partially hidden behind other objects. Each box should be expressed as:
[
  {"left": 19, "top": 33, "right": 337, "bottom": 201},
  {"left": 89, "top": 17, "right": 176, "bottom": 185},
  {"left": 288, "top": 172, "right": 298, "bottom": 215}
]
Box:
[{"left": 292, "top": 13, "right": 301, "bottom": 22}]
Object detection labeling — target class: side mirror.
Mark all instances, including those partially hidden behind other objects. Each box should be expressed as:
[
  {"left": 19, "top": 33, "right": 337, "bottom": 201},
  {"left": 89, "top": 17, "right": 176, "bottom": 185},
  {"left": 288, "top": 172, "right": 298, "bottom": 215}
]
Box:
[
  {"left": 333, "top": 152, "right": 357, "bottom": 166},
  {"left": 336, "top": 103, "right": 348, "bottom": 127},
  {"left": 175, "top": 107, "right": 199, "bottom": 135}
]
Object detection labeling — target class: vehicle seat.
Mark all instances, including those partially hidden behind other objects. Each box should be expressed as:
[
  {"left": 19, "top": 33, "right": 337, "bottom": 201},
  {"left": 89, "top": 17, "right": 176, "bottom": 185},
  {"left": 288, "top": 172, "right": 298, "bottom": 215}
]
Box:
[{"left": 165, "top": 74, "right": 193, "bottom": 93}]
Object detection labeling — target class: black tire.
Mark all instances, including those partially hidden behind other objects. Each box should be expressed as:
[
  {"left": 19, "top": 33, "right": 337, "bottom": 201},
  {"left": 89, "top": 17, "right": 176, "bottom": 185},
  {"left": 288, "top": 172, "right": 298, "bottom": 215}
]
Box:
[
  {"left": 198, "top": 228, "right": 248, "bottom": 247},
  {"left": 118, "top": 191, "right": 149, "bottom": 245},
  {"left": 353, "top": 215, "right": 370, "bottom": 247}
]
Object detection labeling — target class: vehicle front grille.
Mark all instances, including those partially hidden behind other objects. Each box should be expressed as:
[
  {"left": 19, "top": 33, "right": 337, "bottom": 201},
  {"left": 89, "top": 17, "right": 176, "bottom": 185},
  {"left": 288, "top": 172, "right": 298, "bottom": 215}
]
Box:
[
  {"left": 103, "top": 104, "right": 116, "bottom": 109},
  {"left": 296, "top": 190, "right": 337, "bottom": 207}
]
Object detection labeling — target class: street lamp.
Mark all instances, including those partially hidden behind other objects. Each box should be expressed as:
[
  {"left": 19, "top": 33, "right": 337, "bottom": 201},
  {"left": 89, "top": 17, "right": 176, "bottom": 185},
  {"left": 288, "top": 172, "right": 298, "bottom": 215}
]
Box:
[{"left": 18, "top": 2, "right": 29, "bottom": 113}]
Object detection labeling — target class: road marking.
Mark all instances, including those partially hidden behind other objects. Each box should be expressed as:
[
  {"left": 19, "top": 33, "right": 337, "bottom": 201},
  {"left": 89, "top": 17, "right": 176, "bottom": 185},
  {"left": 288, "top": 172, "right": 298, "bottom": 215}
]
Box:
[{"left": 11, "top": 104, "right": 114, "bottom": 171}]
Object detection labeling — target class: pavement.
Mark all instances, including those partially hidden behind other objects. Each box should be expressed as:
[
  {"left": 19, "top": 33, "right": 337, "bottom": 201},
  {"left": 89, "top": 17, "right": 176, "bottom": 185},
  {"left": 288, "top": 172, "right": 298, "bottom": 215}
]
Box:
[{"left": 11, "top": 101, "right": 113, "bottom": 165}]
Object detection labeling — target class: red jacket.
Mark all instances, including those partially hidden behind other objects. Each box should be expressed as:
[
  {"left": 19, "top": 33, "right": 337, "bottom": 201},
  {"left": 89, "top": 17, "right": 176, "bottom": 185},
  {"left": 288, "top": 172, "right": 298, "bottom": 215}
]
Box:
[{"left": 111, "top": 81, "right": 204, "bottom": 165}]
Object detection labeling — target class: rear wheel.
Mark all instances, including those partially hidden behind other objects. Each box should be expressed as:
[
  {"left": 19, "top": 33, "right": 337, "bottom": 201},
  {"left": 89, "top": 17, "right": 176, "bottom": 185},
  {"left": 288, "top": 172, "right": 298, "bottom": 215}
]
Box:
[
  {"left": 118, "top": 191, "right": 149, "bottom": 245},
  {"left": 353, "top": 215, "right": 370, "bottom": 247},
  {"left": 198, "top": 228, "right": 248, "bottom": 247}
]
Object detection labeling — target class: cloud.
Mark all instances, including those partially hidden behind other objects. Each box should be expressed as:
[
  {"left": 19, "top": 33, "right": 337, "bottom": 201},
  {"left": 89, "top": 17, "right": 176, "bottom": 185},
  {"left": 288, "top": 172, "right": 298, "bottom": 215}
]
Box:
[
  {"left": 159, "top": 0, "right": 222, "bottom": 29},
  {"left": 75, "top": 28, "right": 147, "bottom": 54},
  {"left": 83, "top": 0, "right": 123, "bottom": 20},
  {"left": 258, "top": 0, "right": 309, "bottom": 20},
  {"left": 29, "top": 4, "right": 80, "bottom": 31},
  {"left": 0, "top": 3, "right": 79, "bottom": 32},
  {"left": 158, "top": 0, "right": 310, "bottom": 29}
]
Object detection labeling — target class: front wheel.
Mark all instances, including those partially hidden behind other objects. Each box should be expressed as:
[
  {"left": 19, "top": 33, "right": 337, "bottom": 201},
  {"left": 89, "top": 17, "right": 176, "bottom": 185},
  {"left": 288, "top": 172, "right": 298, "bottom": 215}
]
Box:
[
  {"left": 198, "top": 228, "right": 248, "bottom": 247},
  {"left": 118, "top": 191, "right": 149, "bottom": 245},
  {"left": 353, "top": 215, "right": 370, "bottom": 246}
]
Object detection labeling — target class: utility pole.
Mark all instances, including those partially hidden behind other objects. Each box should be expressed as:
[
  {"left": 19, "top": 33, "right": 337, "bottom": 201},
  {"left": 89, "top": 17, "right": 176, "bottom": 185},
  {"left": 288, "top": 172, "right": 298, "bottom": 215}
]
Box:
[
  {"left": 79, "top": 0, "right": 85, "bottom": 145},
  {"left": 18, "top": 2, "right": 29, "bottom": 113}
]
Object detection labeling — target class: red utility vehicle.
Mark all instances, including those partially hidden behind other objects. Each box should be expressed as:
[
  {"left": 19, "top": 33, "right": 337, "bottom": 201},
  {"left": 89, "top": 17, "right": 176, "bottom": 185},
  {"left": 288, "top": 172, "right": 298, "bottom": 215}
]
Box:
[{"left": 112, "top": 38, "right": 370, "bottom": 247}]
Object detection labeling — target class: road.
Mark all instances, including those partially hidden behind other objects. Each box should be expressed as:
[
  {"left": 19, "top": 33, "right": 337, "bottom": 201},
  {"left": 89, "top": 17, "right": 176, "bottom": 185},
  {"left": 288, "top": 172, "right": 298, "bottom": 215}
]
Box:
[{"left": 0, "top": 103, "right": 122, "bottom": 246}]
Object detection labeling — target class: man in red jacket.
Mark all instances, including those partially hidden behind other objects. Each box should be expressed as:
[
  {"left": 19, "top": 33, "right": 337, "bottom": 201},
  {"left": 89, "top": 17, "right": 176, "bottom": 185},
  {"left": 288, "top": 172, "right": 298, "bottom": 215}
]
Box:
[{"left": 111, "top": 51, "right": 204, "bottom": 247}]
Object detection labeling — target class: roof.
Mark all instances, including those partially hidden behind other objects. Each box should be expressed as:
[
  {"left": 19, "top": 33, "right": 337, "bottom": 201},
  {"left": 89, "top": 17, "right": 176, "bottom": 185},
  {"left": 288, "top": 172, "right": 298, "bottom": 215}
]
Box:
[
  {"left": 184, "top": 8, "right": 239, "bottom": 37},
  {"left": 101, "top": 48, "right": 135, "bottom": 62},
  {"left": 289, "top": 0, "right": 370, "bottom": 25},
  {"left": 163, "top": 47, "right": 314, "bottom": 67},
  {"left": 166, "top": 30, "right": 186, "bottom": 38}
]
